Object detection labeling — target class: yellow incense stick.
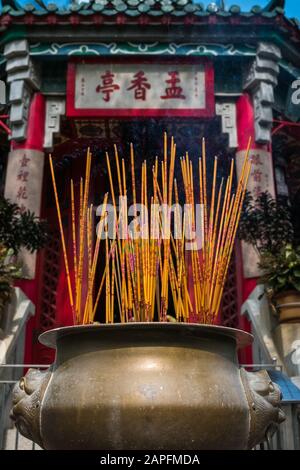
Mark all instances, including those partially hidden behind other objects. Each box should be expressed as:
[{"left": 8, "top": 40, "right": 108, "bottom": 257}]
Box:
[
  {"left": 70, "top": 179, "right": 78, "bottom": 304},
  {"left": 49, "top": 155, "right": 75, "bottom": 321},
  {"left": 53, "top": 134, "right": 253, "bottom": 327}
]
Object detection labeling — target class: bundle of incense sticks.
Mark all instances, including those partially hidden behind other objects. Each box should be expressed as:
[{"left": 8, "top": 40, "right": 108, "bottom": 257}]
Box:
[{"left": 49, "top": 135, "right": 252, "bottom": 325}]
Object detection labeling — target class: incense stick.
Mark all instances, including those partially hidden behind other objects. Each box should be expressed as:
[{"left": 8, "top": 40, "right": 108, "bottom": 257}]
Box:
[{"left": 49, "top": 155, "right": 75, "bottom": 322}]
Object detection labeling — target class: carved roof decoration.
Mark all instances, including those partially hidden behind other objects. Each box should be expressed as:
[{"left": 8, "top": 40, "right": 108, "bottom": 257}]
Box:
[{"left": 0, "top": 0, "right": 295, "bottom": 21}]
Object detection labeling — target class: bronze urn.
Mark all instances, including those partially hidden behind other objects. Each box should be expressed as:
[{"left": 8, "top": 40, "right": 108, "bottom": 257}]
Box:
[{"left": 11, "top": 323, "right": 285, "bottom": 449}]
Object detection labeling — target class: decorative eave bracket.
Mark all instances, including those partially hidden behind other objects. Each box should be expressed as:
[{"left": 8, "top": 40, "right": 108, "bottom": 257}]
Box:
[
  {"left": 4, "top": 39, "right": 41, "bottom": 142},
  {"left": 43, "top": 97, "right": 65, "bottom": 151}
]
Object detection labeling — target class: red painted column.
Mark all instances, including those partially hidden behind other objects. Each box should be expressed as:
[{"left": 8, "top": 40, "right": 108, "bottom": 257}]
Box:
[
  {"left": 12, "top": 93, "right": 46, "bottom": 364},
  {"left": 236, "top": 93, "right": 274, "bottom": 299},
  {"left": 236, "top": 93, "right": 272, "bottom": 364},
  {"left": 12, "top": 93, "right": 46, "bottom": 152}
]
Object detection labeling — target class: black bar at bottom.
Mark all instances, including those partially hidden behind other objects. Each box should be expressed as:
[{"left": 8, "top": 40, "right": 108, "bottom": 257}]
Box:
[{"left": 0, "top": 450, "right": 297, "bottom": 467}]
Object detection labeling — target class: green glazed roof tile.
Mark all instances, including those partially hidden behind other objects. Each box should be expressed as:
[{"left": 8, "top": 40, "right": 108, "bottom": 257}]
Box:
[
  {"left": 184, "top": 4, "right": 197, "bottom": 13},
  {"left": 1, "top": 5, "right": 12, "bottom": 13},
  {"left": 123, "top": 9, "right": 140, "bottom": 16},
  {"left": 147, "top": 10, "right": 164, "bottom": 16},
  {"left": 47, "top": 3, "right": 60, "bottom": 10},
  {"left": 194, "top": 10, "right": 209, "bottom": 17},
  {"left": 216, "top": 11, "right": 231, "bottom": 17},
  {"left": 115, "top": 3, "right": 128, "bottom": 12},
  {"left": 92, "top": 4, "right": 105, "bottom": 12},
  {"left": 137, "top": 4, "right": 150, "bottom": 13},
  {"left": 78, "top": 10, "right": 95, "bottom": 15},
  {"left": 251, "top": 6, "right": 262, "bottom": 14},
  {"left": 262, "top": 11, "right": 278, "bottom": 18},
  {"left": 6, "top": 9, "right": 26, "bottom": 16},
  {"left": 101, "top": 8, "right": 117, "bottom": 15},
  {"left": 82, "top": 2, "right": 94, "bottom": 9},
  {"left": 23, "top": 4, "right": 37, "bottom": 12},
  {"left": 69, "top": 4, "right": 82, "bottom": 12},
  {"left": 229, "top": 5, "right": 241, "bottom": 14},
  {"left": 127, "top": 0, "right": 140, "bottom": 6},
  {"left": 172, "top": 10, "right": 186, "bottom": 16},
  {"left": 161, "top": 5, "right": 174, "bottom": 13},
  {"left": 241, "top": 12, "right": 255, "bottom": 18},
  {"left": 206, "top": 4, "right": 218, "bottom": 13},
  {"left": 33, "top": 9, "right": 49, "bottom": 16}
]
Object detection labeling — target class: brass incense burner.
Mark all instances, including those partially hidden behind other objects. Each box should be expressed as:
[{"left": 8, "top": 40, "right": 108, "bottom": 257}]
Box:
[{"left": 11, "top": 323, "right": 285, "bottom": 449}]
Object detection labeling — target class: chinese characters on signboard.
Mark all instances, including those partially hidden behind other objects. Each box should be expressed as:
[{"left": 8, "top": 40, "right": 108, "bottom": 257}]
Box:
[
  {"left": 68, "top": 62, "right": 213, "bottom": 117},
  {"left": 15, "top": 153, "right": 30, "bottom": 213},
  {"left": 4, "top": 149, "right": 45, "bottom": 278},
  {"left": 237, "top": 149, "right": 275, "bottom": 198},
  {"left": 248, "top": 152, "right": 275, "bottom": 200},
  {"left": 236, "top": 149, "right": 276, "bottom": 278}
]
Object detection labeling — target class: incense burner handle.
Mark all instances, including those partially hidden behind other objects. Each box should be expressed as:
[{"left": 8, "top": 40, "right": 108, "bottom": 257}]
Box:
[
  {"left": 10, "top": 367, "right": 52, "bottom": 448},
  {"left": 240, "top": 369, "right": 285, "bottom": 449}
]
